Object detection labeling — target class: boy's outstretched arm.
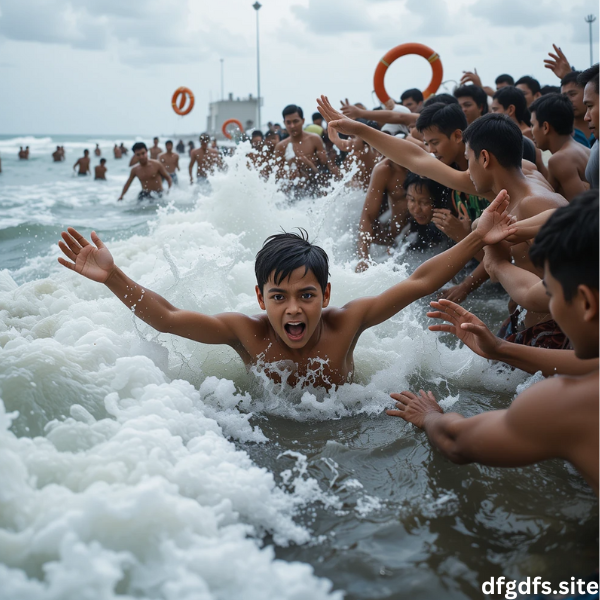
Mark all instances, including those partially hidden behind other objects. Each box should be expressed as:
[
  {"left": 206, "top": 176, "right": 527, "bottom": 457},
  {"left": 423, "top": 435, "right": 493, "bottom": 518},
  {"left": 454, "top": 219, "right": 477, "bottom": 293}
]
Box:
[
  {"left": 351, "top": 191, "right": 517, "bottom": 329},
  {"left": 58, "top": 228, "right": 244, "bottom": 347}
]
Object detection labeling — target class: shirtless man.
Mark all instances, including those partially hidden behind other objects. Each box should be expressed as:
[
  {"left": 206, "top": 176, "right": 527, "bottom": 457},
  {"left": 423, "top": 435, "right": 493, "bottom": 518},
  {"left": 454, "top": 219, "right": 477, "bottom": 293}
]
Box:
[
  {"left": 317, "top": 97, "right": 568, "bottom": 343},
  {"left": 561, "top": 71, "right": 594, "bottom": 147},
  {"left": 18, "top": 146, "right": 28, "bottom": 160},
  {"left": 119, "top": 143, "right": 128, "bottom": 156},
  {"left": 52, "top": 146, "right": 62, "bottom": 162},
  {"left": 158, "top": 140, "right": 180, "bottom": 185},
  {"left": 189, "top": 134, "right": 221, "bottom": 184},
  {"left": 355, "top": 159, "right": 408, "bottom": 272},
  {"left": 274, "top": 104, "right": 331, "bottom": 193},
  {"left": 94, "top": 158, "right": 107, "bottom": 180},
  {"left": 118, "top": 142, "right": 172, "bottom": 201},
  {"left": 149, "top": 137, "right": 163, "bottom": 160},
  {"left": 529, "top": 94, "right": 590, "bottom": 201},
  {"left": 73, "top": 150, "right": 91, "bottom": 176},
  {"left": 515, "top": 76, "right": 542, "bottom": 107},
  {"left": 56, "top": 193, "right": 516, "bottom": 389},
  {"left": 94, "top": 144, "right": 101, "bottom": 157},
  {"left": 453, "top": 85, "right": 488, "bottom": 124},
  {"left": 114, "top": 144, "right": 122, "bottom": 159},
  {"left": 387, "top": 196, "right": 599, "bottom": 497}
]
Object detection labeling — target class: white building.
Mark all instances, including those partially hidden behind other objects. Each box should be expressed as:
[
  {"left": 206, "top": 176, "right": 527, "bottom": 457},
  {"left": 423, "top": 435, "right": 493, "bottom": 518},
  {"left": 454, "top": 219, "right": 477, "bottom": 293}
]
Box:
[{"left": 206, "top": 93, "right": 262, "bottom": 139}]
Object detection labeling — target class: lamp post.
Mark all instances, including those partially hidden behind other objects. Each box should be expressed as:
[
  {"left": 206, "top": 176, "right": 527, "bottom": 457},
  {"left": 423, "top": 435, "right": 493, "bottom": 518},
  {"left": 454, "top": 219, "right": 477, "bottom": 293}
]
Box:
[
  {"left": 253, "top": 1, "right": 262, "bottom": 129},
  {"left": 585, "top": 14, "right": 596, "bottom": 67}
]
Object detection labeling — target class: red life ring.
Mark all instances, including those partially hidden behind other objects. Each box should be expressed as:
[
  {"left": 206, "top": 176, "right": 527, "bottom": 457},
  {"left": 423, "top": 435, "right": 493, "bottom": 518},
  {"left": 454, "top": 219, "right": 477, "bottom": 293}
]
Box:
[
  {"left": 373, "top": 43, "right": 443, "bottom": 104},
  {"left": 222, "top": 119, "right": 244, "bottom": 139},
  {"left": 171, "top": 87, "right": 194, "bottom": 116}
]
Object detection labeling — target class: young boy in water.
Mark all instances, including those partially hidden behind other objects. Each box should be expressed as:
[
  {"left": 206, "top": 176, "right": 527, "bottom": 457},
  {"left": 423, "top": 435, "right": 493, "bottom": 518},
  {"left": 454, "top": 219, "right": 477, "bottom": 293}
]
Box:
[
  {"left": 118, "top": 142, "right": 172, "bottom": 202},
  {"left": 387, "top": 194, "right": 599, "bottom": 496},
  {"left": 57, "top": 193, "right": 516, "bottom": 389}
]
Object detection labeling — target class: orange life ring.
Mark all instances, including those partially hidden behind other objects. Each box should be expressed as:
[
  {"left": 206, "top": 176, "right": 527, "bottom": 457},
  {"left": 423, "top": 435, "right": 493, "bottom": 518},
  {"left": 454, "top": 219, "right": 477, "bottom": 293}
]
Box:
[
  {"left": 373, "top": 43, "right": 443, "bottom": 104},
  {"left": 222, "top": 118, "right": 244, "bottom": 139},
  {"left": 171, "top": 87, "right": 194, "bottom": 116}
]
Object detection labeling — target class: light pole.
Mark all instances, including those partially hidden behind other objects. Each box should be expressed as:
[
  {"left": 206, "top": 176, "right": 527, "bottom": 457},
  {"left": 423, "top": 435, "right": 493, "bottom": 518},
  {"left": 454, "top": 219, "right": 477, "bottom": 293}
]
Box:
[
  {"left": 585, "top": 14, "right": 596, "bottom": 67},
  {"left": 253, "top": 1, "right": 262, "bottom": 129},
  {"left": 220, "top": 58, "right": 224, "bottom": 101}
]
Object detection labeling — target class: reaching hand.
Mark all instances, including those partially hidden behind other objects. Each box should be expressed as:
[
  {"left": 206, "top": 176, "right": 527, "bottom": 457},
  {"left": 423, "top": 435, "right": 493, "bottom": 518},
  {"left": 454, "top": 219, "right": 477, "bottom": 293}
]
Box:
[
  {"left": 316, "top": 96, "right": 363, "bottom": 136},
  {"left": 340, "top": 99, "right": 364, "bottom": 120},
  {"left": 544, "top": 44, "right": 571, "bottom": 80},
  {"left": 460, "top": 69, "right": 482, "bottom": 87},
  {"left": 474, "top": 190, "right": 517, "bottom": 245},
  {"left": 58, "top": 228, "right": 115, "bottom": 283},
  {"left": 431, "top": 209, "right": 471, "bottom": 242},
  {"left": 482, "top": 242, "right": 512, "bottom": 282},
  {"left": 427, "top": 299, "right": 502, "bottom": 359},
  {"left": 386, "top": 389, "right": 443, "bottom": 429},
  {"left": 439, "top": 284, "right": 469, "bottom": 304}
]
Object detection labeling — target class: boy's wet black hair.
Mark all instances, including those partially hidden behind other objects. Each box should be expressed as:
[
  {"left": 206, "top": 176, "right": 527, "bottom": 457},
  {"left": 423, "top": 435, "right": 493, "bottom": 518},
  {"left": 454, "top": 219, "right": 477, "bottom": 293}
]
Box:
[
  {"left": 252, "top": 130, "right": 264, "bottom": 138},
  {"left": 495, "top": 74, "right": 515, "bottom": 86},
  {"left": 166, "top": 140, "right": 173, "bottom": 145},
  {"left": 560, "top": 71, "right": 582, "bottom": 87},
  {"left": 404, "top": 172, "right": 448, "bottom": 209},
  {"left": 530, "top": 93, "right": 574, "bottom": 135},
  {"left": 493, "top": 86, "right": 531, "bottom": 126},
  {"left": 401, "top": 88, "right": 424, "bottom": 103},
  {"left": 100, "top": 158, "right": 106, "bottom": 163},
  {"left": 312, "top": 111, "right": 323, "bottom": 121},
  {"left": 529, "top": 190, "right": 599, "bottom": 300},
  {"left": 416, "top": 102, "right": 467, "bottom": 136},
  {"left": 132, "top": 142, "right": 147, "bottom": 152},
  {"left": 423, "top": 93, "right": 458, "bottom": 108},
  {"left": 282, "top": 104, "right": 303, "bottom": 119},
  {"left": 453, "top": 85, "right": 489, "bottom": 114},
  {"left": 255, "top": 229, "right": 329, "bottom": 294},
  {"left": 462, "top": 113, "right": 523, "bottom": 169},
  {"left": 516, "top": 75, "right": 541, "bottom": 95},
  {"left": 578, "top": 64, "right": 599, "bottom": 94}
]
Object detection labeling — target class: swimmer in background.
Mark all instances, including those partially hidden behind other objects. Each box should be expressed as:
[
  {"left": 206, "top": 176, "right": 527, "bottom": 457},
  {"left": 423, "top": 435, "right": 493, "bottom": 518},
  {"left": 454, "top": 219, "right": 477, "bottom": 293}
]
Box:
[
  {"left": 189, "top": 133, "right": 222, "bottom": 184},
  {"left": 119, "top": 143, "right": 128, "bottom": 156},
  {"left": 188, "top": 140, "right": 195, "bottom": 156},
  {"left": 113, "top": 144, "right": 122, "bottom": 159},
  {"left": 94, "top": 144, "right": 101, "bottom": 157},
  {"left": 57, "top": 193, "right": 516, "bottom": 389},
  {"left": 59, "top": 146, "right": 65, "bottom": 160},
  {"left": 118, "top": 142, "right": 172, "bottom": 202},
  {"left": 73, "top": 150, "right": 91, "bottom": 176},
  {"left": 52, "top": 146, "right": 62, "bottom": 162},
  {"left": 94, "top": 158, "right": 107, "bottom": 180},
  {"left": 18, "top": 146, "right": 28, "bottom": 160},
  {"left": 149, "top": 137, "right": 163, "bottom": 160},
  {"left": 158, "top": 140, "right": 180, "bottom": 185},
  {"left": 176, "top": 139, "right": 185, "bottom": 154}
]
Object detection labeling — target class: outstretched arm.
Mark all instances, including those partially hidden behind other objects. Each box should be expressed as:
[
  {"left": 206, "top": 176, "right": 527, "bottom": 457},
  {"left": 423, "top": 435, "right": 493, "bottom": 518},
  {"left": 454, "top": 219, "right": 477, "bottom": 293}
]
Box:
[
  {"left": 349, "top": 191, "right": 517, "bottom": 329},
  {"left": 317, "top": 96, "right": 486, "bottom": 198},
  {"left": 118, "top": 172, "right": 135, "bottom": 201},
  {"left": 326, "top": 125, "right": 353, "bottom": 153},
  {"left": 57, "top": 228, "right": 246, "bottom": 346},
  {"left": 341, "top": 100, "right": 418, "bottom": 127}
]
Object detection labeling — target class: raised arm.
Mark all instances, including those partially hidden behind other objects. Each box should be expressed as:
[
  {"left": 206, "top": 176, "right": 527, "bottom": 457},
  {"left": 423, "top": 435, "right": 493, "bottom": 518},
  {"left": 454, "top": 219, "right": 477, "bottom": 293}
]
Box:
[
  {"left": 118, "top": 171, "right": 135, "bottom": 201},
  {"left": 317, "top": 95, "right": 480, "bottom": 196},
  {"left": 544, "top": 44, "right": 572, "bottom": 80},
  {"left": 326, "top": 125, "right": 353, "bottom": 153},
  {"left": 57, "top": 228, "right": 245, "bottom": 346},
  {"left": 340, "top": 100, "right": 418, "bottom": 127}
]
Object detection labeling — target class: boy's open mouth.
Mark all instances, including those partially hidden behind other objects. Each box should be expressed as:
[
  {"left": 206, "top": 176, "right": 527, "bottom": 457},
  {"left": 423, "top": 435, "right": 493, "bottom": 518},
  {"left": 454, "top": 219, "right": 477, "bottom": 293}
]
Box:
[{"left": 284, "top": 321, "right": 306, "bottom": 341}]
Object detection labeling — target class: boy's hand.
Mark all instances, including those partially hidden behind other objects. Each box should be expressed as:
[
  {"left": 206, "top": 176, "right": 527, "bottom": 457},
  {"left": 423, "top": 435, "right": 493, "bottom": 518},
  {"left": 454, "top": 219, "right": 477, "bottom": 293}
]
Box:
[
  {"left": 58, "top": 228, "right": 115, "bottom": 283},
  {"left": 386, "top": 389, "right": 443, "bottom": 428},
  {"left": 544, "top": 44, "right": 571, "bottom": 80},
  {"left": 316, "top": 96, "right": 363, "bottom": 136},
  {"left": 460, "top": 69, "right": 483, "bottom": 87},
  {"left": 474, "top": 190, "right": 517, "bottom": 245},
  {"left": 427, "top": 299, "right": 503, "bottom": 359},
  {"left": 340, "top": 99, "right": 364, "bottom": 120},
  {"left": 482, "top": 242, "right": 512, "bottom": 282},
  {"left": 432, "top": 209, "right": 471, "bottom": 241}
]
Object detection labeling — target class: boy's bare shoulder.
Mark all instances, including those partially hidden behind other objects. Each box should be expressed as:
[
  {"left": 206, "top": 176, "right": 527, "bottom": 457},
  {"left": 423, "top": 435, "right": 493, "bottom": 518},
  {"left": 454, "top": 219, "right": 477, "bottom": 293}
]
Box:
[{"left": 519, "top": 184, "right": 568, "bottom": 217}]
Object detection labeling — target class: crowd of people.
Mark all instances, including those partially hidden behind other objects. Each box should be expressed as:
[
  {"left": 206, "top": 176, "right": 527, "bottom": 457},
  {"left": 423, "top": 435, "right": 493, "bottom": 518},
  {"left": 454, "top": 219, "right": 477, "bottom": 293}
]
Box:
[{"left": 31, "top": 40, "right": 600, "bottom": 589}]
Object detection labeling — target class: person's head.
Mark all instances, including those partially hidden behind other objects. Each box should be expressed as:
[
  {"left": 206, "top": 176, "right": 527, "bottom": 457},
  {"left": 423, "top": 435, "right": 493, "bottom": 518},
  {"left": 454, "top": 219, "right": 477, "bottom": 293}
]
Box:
[
  {"left": 561, "top": 71, "right": 586, "bottom": 120},
  {"left": 578, "top": 64, "right": 599, "bottom": 134},
  {"left": 495, "top": 74, "right": 515, "bottom": 90},
  {"left": 462, "top": 113, "right": 523, "bottom": 193},
  {"left": 132, "top": 141, "right": 148, "bottom": 164},
  {"left": 312, "top": 111, "right": 324, "bottom": 127},
  {"left": 515, "top": 76, "right": 542, "bottom": 106},
  {"left": 282, "top": 105, "right": 304, "bottom": 138},
  {"left": 153, "top": 137, "right": 159, "bottom": 145},
  {"left": 254, "top": 230, "right": 330, "bottom": 349},
  {"left": 95, "top": 143, "right": 99, "bottom": 148},
  {"left": 273, "top": 123, "right": 282, "bottom": 132},
  {"left": 56, "top": 145, "right": 60, "bottom": 150},
  {"left": 404, "top": 172, "right": 446, "bottom": 225},
  {"left": 492, "top": 86, "right": 531, "bottom": 126},
  {"left": 165, "top": 140, "right": 173, "bottom": 151},
  {"left": 251, "top": 130, "right": 264, "bottom": 149},
  {"left": 529, "top": 94, "right": 574, "bottom": 150},
  {"left": 423, "top": 93, "right": 458, "bottom": 108},
  {"left": 264, "top": 129, "right": 281, "bottom": 150},
  {"left": 529, "top": 191, "right": 599, "bottom": 359},
  {"left": 416, "top": 103, "right": 468, "bottom": 165},
  {"left": 401, "top": 88, "right": 424, "bottom": 112},
  {"left": 453, "top": 85, "right": 489, "bottom": 124},
  {"left": 84, "top": 149, "right": 89, "bottom": 156},
  {"left": 541, "top": 85, "right": 561, "bottom": 96},
  {"left": 199, "top": 133, "right": 210, "bottom": 148},
  {"left": 100, "top": 158, "right": 106, "bottom": 165}
]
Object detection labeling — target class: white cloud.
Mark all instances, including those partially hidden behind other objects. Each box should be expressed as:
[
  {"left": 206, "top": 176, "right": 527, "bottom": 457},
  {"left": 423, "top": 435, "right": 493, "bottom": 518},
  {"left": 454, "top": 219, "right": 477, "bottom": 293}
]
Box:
[{"left": 290, "top": 0, "right": 377, "bottom": 34}]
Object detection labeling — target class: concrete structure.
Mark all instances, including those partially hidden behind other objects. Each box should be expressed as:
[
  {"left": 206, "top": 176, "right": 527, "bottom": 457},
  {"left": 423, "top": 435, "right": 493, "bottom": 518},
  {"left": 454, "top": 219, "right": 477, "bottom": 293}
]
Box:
[{"left": 206, "top": 93, "right": 262, "bottom": 139}]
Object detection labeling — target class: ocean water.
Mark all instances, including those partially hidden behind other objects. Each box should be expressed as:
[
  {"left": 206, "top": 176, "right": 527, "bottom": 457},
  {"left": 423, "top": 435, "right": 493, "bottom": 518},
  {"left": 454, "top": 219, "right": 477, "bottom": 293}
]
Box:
[{"left": 0, "top": 135, "right": 597, "bottom": 600}]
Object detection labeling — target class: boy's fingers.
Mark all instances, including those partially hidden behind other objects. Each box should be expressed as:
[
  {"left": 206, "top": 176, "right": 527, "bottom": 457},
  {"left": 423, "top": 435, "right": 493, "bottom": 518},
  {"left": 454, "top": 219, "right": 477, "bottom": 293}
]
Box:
[
  {"left": 428, "top": 324, "right": 455, "bottom": 334},
  {"left": 57, "top": 257, "right": 76, "bottom": 271},
  {"left": 62, "top": 232, "right": 81, "bottom": 253},
  {"left": 91, "top": 231, "right": 106, "bottom": 249},
  {"left": 385, "top": 409, "right": 406, "bottom": 418},
  {"left": 67, "top": 227, "right": 90, "bottom": 247},
  {"left": 58, "top": 241, "right": 76, "bottom": 261}
]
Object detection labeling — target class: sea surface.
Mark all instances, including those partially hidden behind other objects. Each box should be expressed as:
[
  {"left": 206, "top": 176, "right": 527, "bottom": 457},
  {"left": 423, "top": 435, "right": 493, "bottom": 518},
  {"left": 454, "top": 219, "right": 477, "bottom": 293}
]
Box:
[{"left": 0, "top": 135, "right": 597, "bottom": 599}]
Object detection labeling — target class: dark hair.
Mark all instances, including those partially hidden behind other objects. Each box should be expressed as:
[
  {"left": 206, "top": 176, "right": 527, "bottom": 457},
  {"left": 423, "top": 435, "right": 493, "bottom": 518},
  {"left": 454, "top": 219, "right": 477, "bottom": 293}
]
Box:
[
  {"left": 100, "top": 158, "right": 106, "bottom": 163},
  {"left": 578, "top": 64, "right": 599, "bottom": 94},
  {"left": 265, "top": 129, "right": 281, "bottom": 139},
  {"left": 423, "top": 93, "right": 459, "bottom": 108},
  {"left": 255, "top": 230, "right": 329, "bottom": 293},
  {"left": 132, "top": 142, "right": 147, "bottom": 153},
  {"left": 252, "top": 130, "right": 264, "bottom": 138},
  {"left": 312, "top": 112, "right": 323, "bottom": 121},
  {"left": 153, "top": 137, "right": 159, "bottom": 141},
  {"left": 529, "top": 93, "right": 574, "bottom": 135},
  {"left": 541, "top": 85, "right": 561, "bottom": 95},
  {"left": 495, "top": 74, "right": 515, "bottom": 86},
  {"left": 516, "top": 76, "right": 541, "bottom": 95},
  {"left": 274, "top": 123, "right": 281, "bottom": 128},
  {"left": 493, "top": 86, "right": 531, "bottom": 126},
  {"left": 560, "top": 71, "right": 582, "bottom": 88},
  {"left": 529, "top": 190, "right": 599, "bottom": 300},
  {"left": 404, "top": 172, "right": 447, "bottom": 208},
  {"left": 401, "top": 88, "right": 424, "bottom": 104},
  {"left": 462, "top": 113, "right": 523, "bottom": 169},
  {"left": 84, "top": 149, "right": 89, "bottom": 154},
  {"left": 453, "top": 85, "right": 489, "bottom": 114},
  {"left": 416, "top": 102, "right": 468, "bottom": 136},
  {"left": 166, "top": 139, "right": 173, "bottom": 145},
  {"left": 282, "top": 104, "right": 303, "bottom": 119},
  {"left": 199, "top": 133, "right": 210, "bottom": 141},
  {"left": 356, "top": 117, "right": 381, "bottom": 131}
]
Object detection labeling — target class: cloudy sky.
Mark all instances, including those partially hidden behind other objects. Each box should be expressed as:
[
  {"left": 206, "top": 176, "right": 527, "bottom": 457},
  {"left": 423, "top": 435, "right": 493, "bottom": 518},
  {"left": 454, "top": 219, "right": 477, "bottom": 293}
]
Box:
[{"left": 0, "top": 0, "right": 597, "bottom": 135}]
